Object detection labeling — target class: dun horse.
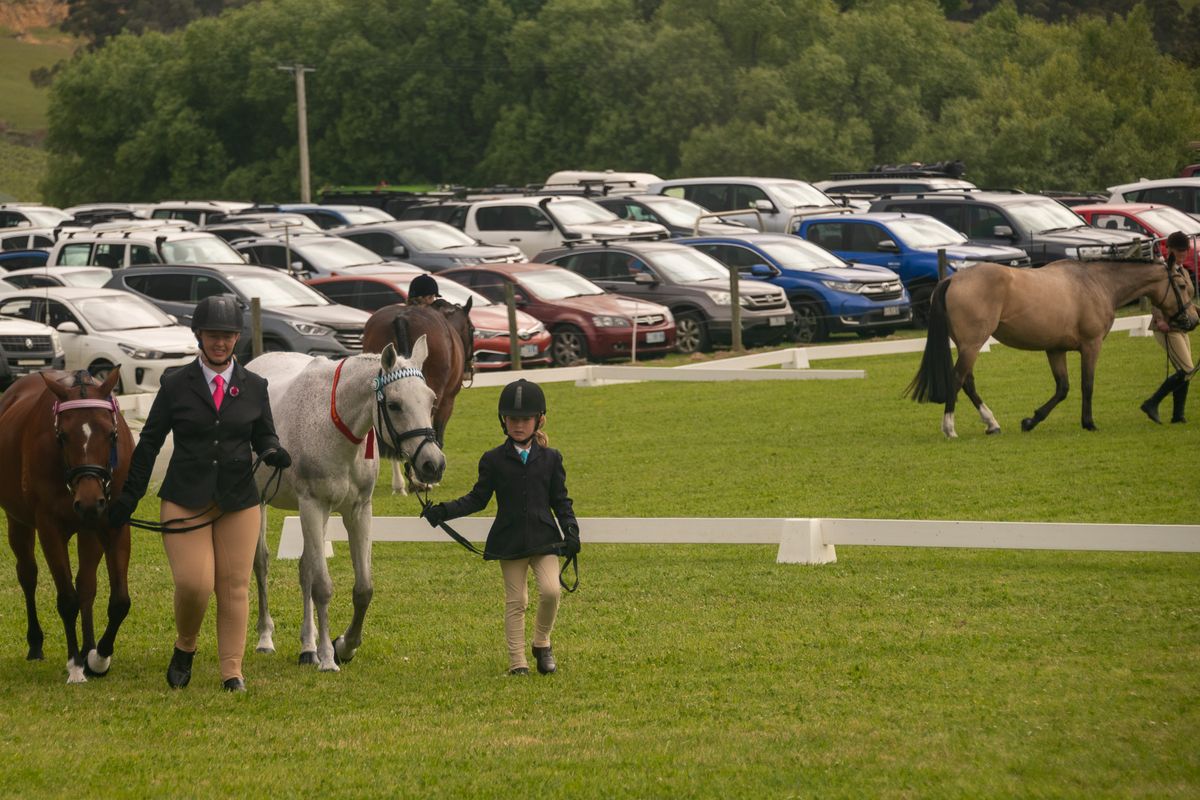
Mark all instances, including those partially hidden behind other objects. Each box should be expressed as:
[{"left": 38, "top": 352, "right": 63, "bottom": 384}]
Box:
[
  {"left": 908, "top": 258, "right": 1198, "bottom": 436},
  {"left": 248, "top": 343, "right": 445, "bottom": 671},
  {"left": 0, "top": 369, "right": 133, "bottom": 683}
]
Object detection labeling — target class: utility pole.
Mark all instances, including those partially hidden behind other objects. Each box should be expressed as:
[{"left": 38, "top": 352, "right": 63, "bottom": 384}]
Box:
[{"left": 277, "top": 64, "right": 315, "bottom": 202}]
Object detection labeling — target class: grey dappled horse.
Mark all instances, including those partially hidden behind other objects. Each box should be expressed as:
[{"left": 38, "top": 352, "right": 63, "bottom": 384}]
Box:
[{"left": 248, "top": 341, "right": 445, "bottom": 671}]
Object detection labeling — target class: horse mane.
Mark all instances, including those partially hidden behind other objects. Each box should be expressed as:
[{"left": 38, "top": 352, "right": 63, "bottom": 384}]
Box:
[{"left": 391, "top": 313, "right": 412, "bottom": 358}]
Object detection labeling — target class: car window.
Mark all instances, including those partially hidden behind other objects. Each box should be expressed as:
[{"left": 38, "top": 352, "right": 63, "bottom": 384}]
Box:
[
  {"left": 464, "top": 271, "right": 508, "bottom": 303},
  {"left": 844, "top": 223, "right": 890, "bottom": 252},
  {"left": 805, "top": 223, "right": 844, "bottom": 250},
  {"left": 46, "top": 300, "right": 83, "bottom": 329},
  {"left": 313, "top": 280, "right": 359, "bottom": 306},
  {"left": 359, "top": 281, "right": 404, "bottom": 311},
  {"left": 194, "top": 275, "right": 232, "bottom": 300},
  {"left": 604, "top": 252, "right": 645, "bottom": 282},
  {"left": 128, "top": 272, "right": 193, "bottom": 301},
  {"left": 305, "top": 211, "right": 341, "bottom": 230},
  {"left": 398, "top": 223, "right": 476, "bottom": 250},
  {"left": 344, "top": 232, "right": 397, "bottom": 257},
  {"left": 75, "top": 295, "right": 174, "bottom": 330},
  {"left": 58, "top": 243, "right": 93, "bottom": 266},
  {"left": 0, "top": 211, "right": 22, "bottom": 227},
  {"left": 476, "top": 205, "right": 547, "bottom": 232},
  {"left": 694, "top": 244, "right": 764, "bottom": 271},
  {"left": 685, "top": 184, "right": 730, "bottom": 211},
  {"left": 94, "top": 243, "right": 125, "bottom": 269},
  {"left": 733, "top": 185, "right": 770, "bottom": 209},
  {"left": 242, "top": 244, "right": 290, "bottom": 270},
  {"left": 550, "top": 252, "right": 607, "bottom": 280},
  {"left": 129, "top": 244, "right": 157, "bottom": 265},
  {"left": 967, "top": 206, "right": 1009, "bottom": 238},
  {"left": 160, "top": 237, "right": 243, "bottom": 265},
  {"left": 1139, "top": 187, "right": 1199, "bottom": 214},
  {"left": 0, "top": 297, "right": 40, "bottom": 321},
  {"left": 1090, "top": 213, "right": 1143, "bottom": 234},
  {"left": 8, "top": 274, "right": 59, "bottom": 289}
]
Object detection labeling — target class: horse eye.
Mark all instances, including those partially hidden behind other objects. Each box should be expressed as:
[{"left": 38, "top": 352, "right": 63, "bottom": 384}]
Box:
[{"left": 387, "top": 401, "right": 402, "bottom": 412}]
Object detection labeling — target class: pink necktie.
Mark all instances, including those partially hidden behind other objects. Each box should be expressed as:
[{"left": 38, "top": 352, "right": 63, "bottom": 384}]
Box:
[{"left": 212, "top": 374, "right": 225, "bottom": 411}]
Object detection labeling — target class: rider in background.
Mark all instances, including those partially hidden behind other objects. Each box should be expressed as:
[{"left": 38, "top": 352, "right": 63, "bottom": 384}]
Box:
[
  {"left": 407, "top": 274, "right": 439, "bottom": 306},
  {"left": 1140, "top": 231, "right": 1194, "bottom": 424},
  {"left": 421, "top": 378, "right": 579, "bottom": 676},
  {"left": 107, "top": 294, "right": 292, "bottom": 692}
]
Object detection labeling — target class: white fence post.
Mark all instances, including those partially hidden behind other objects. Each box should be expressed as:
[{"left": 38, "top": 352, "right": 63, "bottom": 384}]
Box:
[{"left": 776, "top": 518, "right": 837, "bottom": 564}]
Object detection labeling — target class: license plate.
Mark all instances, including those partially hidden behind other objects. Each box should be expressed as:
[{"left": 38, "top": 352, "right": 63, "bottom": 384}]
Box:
[
  {"left": 17, "top": 359, "right": 44, "bottom": 366},
  {"left": 883, "top": 306, "right": 900, "bottom": 317},
  {"left": 520, "top": 344, "right": 538, "bottom": 357},
  {"left": 645, "top": 331, "right": 666, "bottom": 343},
  {"left": 769, "top": 315, "right": 787, "bottom": 326}
]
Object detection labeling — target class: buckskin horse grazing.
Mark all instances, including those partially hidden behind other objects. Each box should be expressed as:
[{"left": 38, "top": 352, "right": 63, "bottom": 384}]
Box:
[
  {"left": 361, "top": 298, "right": 473, "bottom": 489},
  {"left": 0, "top": 369, "right": 133, "bottom": 683},
  {"left": 907, "top": 257, "right": 1198, "bottom": 437}
]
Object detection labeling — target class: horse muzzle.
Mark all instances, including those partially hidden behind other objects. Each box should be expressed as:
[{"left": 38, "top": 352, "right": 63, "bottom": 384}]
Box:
[{"left": 1170, "top": 306, "right": 1199, "bottom": 332}]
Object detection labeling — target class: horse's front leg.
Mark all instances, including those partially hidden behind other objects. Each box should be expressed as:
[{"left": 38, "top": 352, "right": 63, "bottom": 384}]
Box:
[
  {"left": 1079, "top": 341, "right": 1101, "bottom": 430},
  {"left": 85, "top": 524, "right": 131, "bottom": 676},
  {"left": 334, "top": 497, "right": 374, "bottom": 665},
  {"left": 1022, "top": 350, "right": 1070, "bottom": 431},
  {"left": 252, "top": 507, "right": 275, "bottom": 654},
  {"left": 36, "top": 523, "right": 85, "bottom": 684},
  {"left": 296, "top": 497, "right": 337, "bottom": 671},
  {"left": 7, "top": 515, "right": 44, "bottom": 661}
]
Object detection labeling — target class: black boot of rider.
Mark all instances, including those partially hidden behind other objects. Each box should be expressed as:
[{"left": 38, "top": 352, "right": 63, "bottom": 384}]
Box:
[
  {"left": 1171, "top": 378, "right": 1190, "bottom": 423},
  {"left": 1141, "top": 371, "right": 1184, "bottom": 424},
  {"left": 532, "top": 644, "right": 557, "bottom": 675},
  {"left": 166, "top": 647, "right": 195, "bottom": 689}
]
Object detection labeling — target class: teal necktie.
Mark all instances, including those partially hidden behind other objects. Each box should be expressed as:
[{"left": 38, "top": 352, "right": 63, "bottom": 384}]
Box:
[{"left": 520, "top": 449, "right": 528, "bottom": 464}]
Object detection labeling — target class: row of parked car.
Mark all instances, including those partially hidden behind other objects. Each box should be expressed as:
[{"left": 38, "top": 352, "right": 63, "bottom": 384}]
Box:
[{"left": 2, "top": 168, "right": 1197, "bottom": 391}]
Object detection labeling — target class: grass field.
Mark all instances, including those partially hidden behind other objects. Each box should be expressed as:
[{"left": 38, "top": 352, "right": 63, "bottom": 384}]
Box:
[
  {"left": 0, "top": 31, "right": 72, "bottom": 133},
  {"left": 0, "top": 333, "right": 1197, "bottom": 797}
]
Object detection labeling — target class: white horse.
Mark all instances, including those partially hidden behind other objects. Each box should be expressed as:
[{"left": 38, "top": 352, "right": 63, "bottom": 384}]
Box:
[{"left": 247, "top": 340, "right": 444, "bottom": 671}]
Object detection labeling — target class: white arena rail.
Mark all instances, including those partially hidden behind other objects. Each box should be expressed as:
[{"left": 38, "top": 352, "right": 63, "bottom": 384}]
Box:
[{"left": 276, "top": 514, "right": 1200, "bottom": 564}]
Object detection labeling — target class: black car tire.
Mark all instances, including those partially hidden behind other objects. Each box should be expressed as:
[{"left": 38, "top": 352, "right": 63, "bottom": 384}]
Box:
[
  {"left": 791, "top": 302, "right": 826, "bottom": 344},
  {"left": 88, "top": 359, "right": 124, "bottom": 394},
  {"left": 675, "top": 311, "right": 710, "bottom": 354},
  {"left": 551, "top": 325, "right": 588, "bottom": 367}
]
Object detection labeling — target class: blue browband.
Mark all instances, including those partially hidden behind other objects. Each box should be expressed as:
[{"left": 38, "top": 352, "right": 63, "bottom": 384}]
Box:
[{"left": 373, "top": 367, "right": 425, "bottom": 400}]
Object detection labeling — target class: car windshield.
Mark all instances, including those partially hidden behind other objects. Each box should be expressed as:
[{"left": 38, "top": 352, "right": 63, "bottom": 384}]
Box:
[
  {"left": 75, "top": 295, "right": 176, "bottom": 331},
  {"left": 1139, "top": 207, "right": 1200, "bottom": 235},
  {"left": 772, "top": 182, "right": 835, "bottom": 208},
  {"left": 757, "top": 238, "right": 846, "bottom": 269},
  {"left": 432, "top": 277, "right": 492, "bottom": 306},
  {"left": 338, "top": 208, "right": 394, "bottom": 226},
  {"left": 886, "top": 217, "right": 968, "bottom": 247},
  {"left": 160, "top": 237, "right": 246, "bottom": 264},
  {"left": 546, "top": 198, "right": 619, "bottom": 225},
  {"left": 649, "top": 249, "right": 730, "bottom": 282},
  {"left": 296, "top": 238, "right": 381, "bottom": 270},
  {"left": 641, "top": 196, "right": 711, "bottom": 227},
  {"left": 59, "top": 269, "right": 113, "bottom": 288},
  {"left": 22, "top": 208, "right": 71, "bottom": 227},
  {"left": 518, "top": 268, "right": 605, "bottom": 300},
  {"left": 227, "top": 272, "right": 332, "bottom": 309},
  {"left": 1005, "top": 200, "right": 1089, "bottom": 234},
  {"left": 399, "top": 223, "right": 478, "bottom": 250}
]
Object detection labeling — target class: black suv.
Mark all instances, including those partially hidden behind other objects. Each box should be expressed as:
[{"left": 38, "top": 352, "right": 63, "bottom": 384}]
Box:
[{"left": 870, "top": 192, "right": 1140, "bottom": 266}]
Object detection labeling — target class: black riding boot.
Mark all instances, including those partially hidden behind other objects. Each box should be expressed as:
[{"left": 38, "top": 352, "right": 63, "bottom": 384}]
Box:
[
  {"left": 1171, "top": 377, "right": 1190, "bottom": 423},
  {"left": 1141, "top": 371, "right": 1185, "bottom": 424},
  {"left": 166, "top": 647, "right": 194, "bottom": 688}
]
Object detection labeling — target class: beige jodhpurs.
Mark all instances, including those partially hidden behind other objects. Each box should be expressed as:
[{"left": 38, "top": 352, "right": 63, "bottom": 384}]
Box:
[
  {"left": 160, "top": 501, "right": 261, "bottom": 682},
  {"left": 1154, "top": 329, "right": 1194, "bottom": 373},
  {"left": 500, "top": 554, "right": 561, "bottom": 670}
]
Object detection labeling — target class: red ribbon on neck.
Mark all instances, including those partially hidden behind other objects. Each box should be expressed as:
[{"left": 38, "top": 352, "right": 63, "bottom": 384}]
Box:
[{"left": 330, "top": 359, "right": 376, "bottom": 459}]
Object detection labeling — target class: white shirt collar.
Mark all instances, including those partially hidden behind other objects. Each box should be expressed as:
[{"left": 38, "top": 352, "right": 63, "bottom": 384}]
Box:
[{"left": 200, "top": 358, "right": 235, "bottom": 391}]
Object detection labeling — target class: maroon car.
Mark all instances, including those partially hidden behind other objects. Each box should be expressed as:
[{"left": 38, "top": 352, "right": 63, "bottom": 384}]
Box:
[
  {"left": 440, "top": 262, "right": 676, "bottom": 366},
  {"left": 1074, "top": 203, "right": 1200, "bottom": 284}
]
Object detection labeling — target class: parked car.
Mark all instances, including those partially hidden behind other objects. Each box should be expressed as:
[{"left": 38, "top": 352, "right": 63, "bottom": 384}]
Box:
[
  {"left": 674, "top": 233, "right": 909, "bottom": 342},
  {"left": 542, "top": 170, "right": 663, "bottom": 195},
  {"left": 793, "top": 212, "right": 1029, "bottom": 324},
  {"left": 274, "top": 204, "right": 395, "bottom": 230},
  {"left": 334, "top": 220, "right": 525, "bottom": 271},
  {"left": 0, "top": 313, "right": 65, "bottom": 389},
  {"left": 308, "top": 268, "right": 552, "bottom": 370},
  {"left": 593, "top": 194, "right": 753, "bottom": 237},
  {"left": 814, "top": 176, "right": 978, "bottom": 196},
  {"left": 147, "top": 200, "right": 253, "bottom": 226},
  {"left": 646, "top": 177, "right": 848, "bottom": 233},
  {"left": 0, "top": 287, "right": 197, "bottom": 393},
  {"left": 440, "top": 262, "right": 676, "bottom": 366},
  {"left": 869, "top": 191, "right": 1141, "bottom": 266},
  {"left": 1074, "top": 202, "right": 1200, "bottom": 284},
  {"left": 232, "top": 233, "right": 404, "bottom": 279},
  {"left": 105, "top": 264, "right": 370, "bottom": 359},
  {"left": 0, "top": 250, "right": 51, "bottom": 271},
  {"left": 60, "top": 202, "right": 152, "bottom": 224},
  {"left": 0, "top": 226, "right": 59, "bottom": 251},
  {"left": 403, "top": 195, "right": 669, "bottom": 259},
  {"left": 1106, "top": 178, "right": 1200, "bottom": 219},
  {"left": 0, "top": 203, "right": 70, "bottom": 229},
  {"left": 48, "top": 228, "right": 246, "bottom": 268},
  {"left": 2, "top": 266, "right": 113, "bottom": 289},
  {"left": 535, "top": 240, "right": 793, "bottom": 352}
]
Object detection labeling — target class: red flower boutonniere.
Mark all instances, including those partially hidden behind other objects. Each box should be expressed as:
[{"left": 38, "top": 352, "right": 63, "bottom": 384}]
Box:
[{"left": 229, "top": 386, "right": 240, "bottom": 397}]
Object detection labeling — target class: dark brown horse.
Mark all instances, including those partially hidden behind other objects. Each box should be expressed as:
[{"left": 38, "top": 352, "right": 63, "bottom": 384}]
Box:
[
  {"left": 362, "top": 298, "right": 473, "bottom": 488},
  {"left": 908, "top": 258, "right": 1198, "bottom": 436},
  {"left": 0, "top": 368, "right": 133, "bottom": 683}
]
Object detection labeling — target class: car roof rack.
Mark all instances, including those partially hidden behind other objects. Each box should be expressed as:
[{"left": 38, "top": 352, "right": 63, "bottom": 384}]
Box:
[{"left": 829, "top": 160, "right": 968, "bottom": 181}]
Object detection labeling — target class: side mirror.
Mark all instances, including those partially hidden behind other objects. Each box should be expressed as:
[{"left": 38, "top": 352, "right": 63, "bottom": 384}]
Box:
[
  {"left": 750, "top": 264, "right": 774, "bottom": 277},
  {"left": 392, "top": 245, "right": 408, "bottom": 258},
  {"left": 753, "top": 199, "right": 775, "bottom": 213},
  {"left": 633, "top": 272, "right": 656, "bottom": 285},
  {"left": 993, "top": 225, "right": 1015, "bottom": 239},
  {"left": 534, "top": 219, "right": 554, "bottom": 231},
  {"left": 56, "top": 321, "right": 82, "bottom": 334},
  {"left": 561, "top": 230, "right": 582, "bottom": 240},
  {"left": 876, "top": 239, "right": 900, "bottom": 253}
]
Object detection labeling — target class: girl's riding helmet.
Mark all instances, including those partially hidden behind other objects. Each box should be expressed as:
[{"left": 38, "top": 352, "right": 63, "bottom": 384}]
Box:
[
  {"left": 498, "top": 379, "right": 546, "bottom": 429},
  {"left": 191, "top": 294, "right": 243, "bottom": 333}
]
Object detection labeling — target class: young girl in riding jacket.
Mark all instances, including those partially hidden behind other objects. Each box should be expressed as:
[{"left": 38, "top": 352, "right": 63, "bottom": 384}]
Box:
[{"left": 422, "top": 379, "right": 579, "bottom": 675}]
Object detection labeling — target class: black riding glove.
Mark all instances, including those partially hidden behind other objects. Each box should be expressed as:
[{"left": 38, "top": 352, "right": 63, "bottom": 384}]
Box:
[
  {"left": 562, "top": 524, "right": 581, "bottom": 556},
  {"left": 107, "top": 493, "right": 137, "bottom": 529},
  {"left": 263, "top": 448, "right": 292, "bottom": 469},
  {"left": 422, "top": 503, "right": 448, "bottom": 528}
]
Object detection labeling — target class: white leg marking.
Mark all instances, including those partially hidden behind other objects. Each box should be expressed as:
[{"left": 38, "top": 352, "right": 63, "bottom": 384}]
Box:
[
  {"left": 978, "top": 403, "right": 1001, "bottom": 434},
  {"left": 941, "top": 412, "right": 958, "bottom": 439},
  {"left": 66, "top": 659, "right": 87, "bottom": 684},
  {"left": 86, "top": 649, "right": 111, "bottom": 674}
]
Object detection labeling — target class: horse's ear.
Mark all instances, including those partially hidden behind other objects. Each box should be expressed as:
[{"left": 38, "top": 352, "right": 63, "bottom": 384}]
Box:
[
  {"left": 381, "top": 342, "right": 397, "bottom": 371},
  {"left": 98, "top": 366, "right": 121, "bottom": 397},
  {"left": 463, "top": 296, "right": 473, "bottom": 314},
  {"left": 41, "top": 371, "right": 70, "bottom": 400},
  {"left": 409, "top": 334, "right": 429, "bottom": 370}
]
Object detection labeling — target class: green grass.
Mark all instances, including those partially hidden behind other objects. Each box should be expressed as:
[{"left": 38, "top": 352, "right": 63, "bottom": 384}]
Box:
[
  {"left": 0, "top": 34, "right": 73, "bottom": 133},
  {"left": 0, "top": 137, "right": 48, "bottom": 201},
  {"left": 0, "top": 332, "right": 1197, "bottom": 797}
]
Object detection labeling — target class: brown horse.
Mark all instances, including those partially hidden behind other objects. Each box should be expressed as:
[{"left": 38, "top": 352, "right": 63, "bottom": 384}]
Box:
[
  {"left": 0, "top": 368, "right": 133, "bottom": 683},
  {"left": 362, "top": 297, "right": 474, "bottom": 456},
  {"left": 907, "top": 258, "right": 1198, "bottom": 436}
]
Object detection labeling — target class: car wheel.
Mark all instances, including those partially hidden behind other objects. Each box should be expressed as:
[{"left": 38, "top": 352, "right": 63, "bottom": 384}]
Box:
[
  {"left": 675, "top": 311, "right": 710, "bottom": 354},
  {"left": 88, "top": 360, "right": 124, "bottom": 394},
  {"left": 791, "top": 302, "right": 826, "bottom": 344},
  {"left": 910, "top": 285, "right": 934, "bottom": 329},
  {"left": 551, "top": 326, "right": 588, "bottom": 367}
]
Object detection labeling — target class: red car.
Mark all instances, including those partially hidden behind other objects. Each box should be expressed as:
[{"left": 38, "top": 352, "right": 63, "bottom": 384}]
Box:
[
  {"left": 1074, "top": 203, "right": 1200, "bottom": 283},
  {"left": 307, "top": 266, "right": 552, "bottom": 370},
  {"left": 440, "top": 262, "right": 677, "bottom": 366}
]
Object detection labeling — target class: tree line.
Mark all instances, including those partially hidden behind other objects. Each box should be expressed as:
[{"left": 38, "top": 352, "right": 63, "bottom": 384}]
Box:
[{"left": 40, "top": 0, "right": 1200, "bottom": 204}]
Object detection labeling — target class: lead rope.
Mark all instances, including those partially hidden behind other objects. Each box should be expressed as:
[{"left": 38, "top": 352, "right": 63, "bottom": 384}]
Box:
[{"left": 127, "top": 455, "right": 284, "bottom": 534}]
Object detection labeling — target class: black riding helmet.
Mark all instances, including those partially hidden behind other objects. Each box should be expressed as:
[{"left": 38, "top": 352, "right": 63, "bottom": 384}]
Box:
[
  {"left": 408, "top": 274, "right": 439, "bottom": 301},
  {"left": 498, "top": 378, "right": 546, "bottom": 437},
  {"left": 191, "top": 294, "right": 243, "bottom": 333}
]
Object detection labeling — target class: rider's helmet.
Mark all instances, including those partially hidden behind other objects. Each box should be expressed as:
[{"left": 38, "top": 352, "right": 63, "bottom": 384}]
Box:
[
  {"left": 408, "top": 274, "right": 439, "bottom": 302},
  {"left": 191, "top": 294, "right": 243, "bottom": 333},
  {"left": 498, "top": 378, "right": 546, "bottom": 436}
]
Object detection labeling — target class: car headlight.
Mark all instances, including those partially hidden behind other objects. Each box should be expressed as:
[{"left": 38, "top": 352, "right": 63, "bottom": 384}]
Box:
[
  {"left": 525, "top": 321, "right": 546, "bottom": 335},
  {"left": 474, "top": 328, "right": 507, "bottom": 339},
  {"left": 705, "top": 290, "right": 732, "bottom": 305},
  {"left": 820, "top": 280, "right": 870, "bottom": 294},
  {"left": 951, "top": 260, "right": 978, "bottom": 269},
  {"left": 50, "top": 330, "right": 63, "bottom": 356},
  {"left": 592, "top": 315, "right": 631, "bottom": 327},
  {"left": 288, "top": 321, "right": 334, "bottom": 336},
  {"left": 1072, "top": 246, "right": 1104, "bottom": 259},
  {"left": 118, "top": 343, "right": 167, "bottom": 360}
]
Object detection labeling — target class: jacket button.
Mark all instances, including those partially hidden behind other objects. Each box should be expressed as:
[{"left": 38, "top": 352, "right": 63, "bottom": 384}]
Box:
[{"left": 211, "top": 460, "right": 218, "bottom": 466}]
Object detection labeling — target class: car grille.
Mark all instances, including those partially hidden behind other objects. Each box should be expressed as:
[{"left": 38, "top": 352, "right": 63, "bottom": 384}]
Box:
[
  {"left": 742, "top": 293, "right": 789, "bottom": 311},
  {"left": 0, "top": 334, "right": 53, "bottom": 353},
  {"left": 332, "top": 328, "right": 364, "bottom": 352},
  {"left": 862, "top": 281, "right": 905, "bottom": 302},
  {"left": 634, "top": 313, "right": 665, "bottom": 326}
]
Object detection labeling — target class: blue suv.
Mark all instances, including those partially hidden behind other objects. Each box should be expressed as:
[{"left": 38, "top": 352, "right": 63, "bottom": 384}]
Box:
[
  {"left": 676, "top": 233, "right": 910, "bottom": 342},
  {"left": 794, "top": 212, "right": 1030, "bottom": 325}
]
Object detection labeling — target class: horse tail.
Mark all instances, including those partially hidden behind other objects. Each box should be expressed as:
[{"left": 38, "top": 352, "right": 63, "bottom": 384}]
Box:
[
  {"left": 905, "top": 278, "right": 955, "bottom": 403},
  {"left": 391, "top": 313, "right": 412, "bottom": 358}
]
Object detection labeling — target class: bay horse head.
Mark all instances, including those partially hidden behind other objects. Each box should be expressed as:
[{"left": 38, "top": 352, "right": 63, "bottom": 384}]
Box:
[
  {"left": 374, "top": 339, "right": 446, "bottom": 485},
  {"left": 41, "top": 368, "right": 123, "bottom": 525},
  {"left": 1159, "top": 258, "right": 1199, "bottom": 332}
]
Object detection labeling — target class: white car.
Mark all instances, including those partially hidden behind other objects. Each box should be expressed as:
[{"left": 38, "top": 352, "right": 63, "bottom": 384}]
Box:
[
  {"left": 0, "top": 287, "right": 198, "bottom": 394},
  {"left": 2, "top": 266, "right": 113, "bottom": 290},
  {"left": 0, "top": 313, "right": 65, "bottom": 388},
  {"left": 1107, "top": 177, "right": 1200, "bottom": 220}
]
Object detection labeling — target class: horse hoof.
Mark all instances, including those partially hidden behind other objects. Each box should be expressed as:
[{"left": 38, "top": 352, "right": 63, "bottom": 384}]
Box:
[
  {"left": 27, "top": 648, "right": 43, "bottom": 661},
  {"left": 66, "top": 659, "right": 87, "bottom": 684},
  {"left": 986, "top": 427, "right": 1001, "bottom": 435},
  {"left": 318, "top": 661, "right": 341, "bottom": 673},
  {"left": 333, "top": 636, "right": 354, "bottom": 665},
  {"left": 1083, "top": 422, "right": 1097, "bottom": 431},
  {"left": 1020, "top": 417, "right": 1036, "bottom": 431},
  {"left": 298, "top": 651, "right": 317, "bottom": 665},
  {"left": 255, "top": 646, "right": 276, "bottom": 655},
  {"left": 84, "top": 649, "right": 111, "bottom": 677}
]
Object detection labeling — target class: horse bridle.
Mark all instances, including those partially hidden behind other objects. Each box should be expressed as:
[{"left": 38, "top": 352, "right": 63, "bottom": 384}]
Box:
[
  {"left": 52, "top": 380, "right": 120, "bottom": 499},
  {"left": 1160, "top": 259, "right": 1198, "bottom": 331},
  {"left": 372, "top": 364, "right": 440, "bottom": 461}
]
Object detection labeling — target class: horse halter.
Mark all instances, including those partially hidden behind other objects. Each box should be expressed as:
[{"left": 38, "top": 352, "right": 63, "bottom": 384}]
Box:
[
  {"left": 372, "top": 365, "right": 440, "bottom": 461},
  {"left": 52, "top": 389, "right": 120, "bottom": 498},
  {"left": 1160, "top": 261, "right": 1199, "bottom": 332}
]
